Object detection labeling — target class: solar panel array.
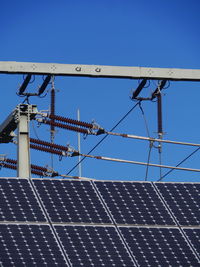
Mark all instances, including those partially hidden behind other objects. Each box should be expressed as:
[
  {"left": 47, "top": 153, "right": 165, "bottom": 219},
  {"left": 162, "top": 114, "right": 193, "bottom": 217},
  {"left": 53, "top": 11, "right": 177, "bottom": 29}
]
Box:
[{"left": 0, "top": 178, "right": 199, "bottom": 266}]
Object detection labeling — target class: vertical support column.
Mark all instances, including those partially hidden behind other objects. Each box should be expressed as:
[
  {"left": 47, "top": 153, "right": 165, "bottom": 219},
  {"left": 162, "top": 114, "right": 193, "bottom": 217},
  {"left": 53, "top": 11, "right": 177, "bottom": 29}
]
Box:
[
  {"left": 157, "top": 92, "right": 163, "bottom": 142},
  {"left": 17, "top": 105, "right": 31, "bottom": 178},
  {"left": 157, "top": 91, "right": 163, "bottom": 179}
]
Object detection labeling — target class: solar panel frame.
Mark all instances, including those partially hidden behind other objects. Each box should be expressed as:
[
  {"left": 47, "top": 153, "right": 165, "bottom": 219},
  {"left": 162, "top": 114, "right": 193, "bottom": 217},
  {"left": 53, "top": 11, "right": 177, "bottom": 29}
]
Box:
[
  {"left": 55, "top": 225, "right": 136, "bottom": 267},
  {"left": 33, "top": 179, "right": 112, "bottom": 224},
  {"left": 0, "top": 178, "right": 200, "bottom": 267},
  {"left": 94, "top": 181, "right": 176, "bottom": 225},
  {"left": 155, "top": 182, "right": 200, "bottom": 226},
  {"left": 120, "top": 226, "right": 200, "bottom": 267},
  {"left": 0, "top": 178, "right": 47, "bottom": 222},
  {"left": 0, "top": 223, "right": 68, "bottom": 266},
  {"left": 183, "top": 228, "right": 200, "bottom": 258}
]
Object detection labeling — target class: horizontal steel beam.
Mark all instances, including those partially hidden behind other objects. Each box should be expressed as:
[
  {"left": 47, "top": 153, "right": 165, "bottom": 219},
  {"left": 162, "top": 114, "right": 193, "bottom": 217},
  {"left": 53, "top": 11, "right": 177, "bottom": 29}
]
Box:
[{"left": 0, "top": 61, "right": 200, "bottom": 81}]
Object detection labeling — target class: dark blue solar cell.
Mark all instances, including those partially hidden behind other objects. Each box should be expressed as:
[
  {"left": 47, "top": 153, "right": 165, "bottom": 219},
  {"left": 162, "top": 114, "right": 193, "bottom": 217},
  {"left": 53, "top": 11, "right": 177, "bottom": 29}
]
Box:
[
  {"left": 55, "top": 225, "right": 136, "bottom": 267},
  {"left": 184, "top": 228, "right": 200, "bottom": 256},
  {"left": 95, "top": 181, "right": 175, "bottom": 225},
  {"left": 155, "top": 183, "right": 200, "bottom": 226},
  {"left": 0, "top": 178, "right": 46, "bottom": 222},
  {"left": 120, "top": 227, "right": 199, "bottom": 267},
  {"left": 33, "top": 179, "right": 112, "bottom": 224},
  {"left": 0, "top": 224, "right": 67, "bottom": 266}
]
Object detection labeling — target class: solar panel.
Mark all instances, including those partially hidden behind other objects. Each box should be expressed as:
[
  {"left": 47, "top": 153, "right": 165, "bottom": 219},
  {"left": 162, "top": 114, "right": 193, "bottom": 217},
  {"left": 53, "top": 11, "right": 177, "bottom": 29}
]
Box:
[
  {"left": 0, "top": 224, "right": 67, "bottom": 266},
  {"left": 0, "top": 178, "right": 199, "bottom": 266},
  {"left": 120, "top": 226, "right": 199, "bottom": 267},
  {"left": 0, "top": 178, "right": 46, "bottom": 222},
  {"left": 55, "top": 225, "right": 136, "bottom": 267},
  {"left": 94, "top": 181, "right": 175, "bottom": 225},
  {"left": 183, "top": 228, "right": 200, "bottom": 255},
  {"left": 33, "top": 179, "right": 112, "bottom": 224},
  {"left": 155, "top": 183, "right": 200, "bottom": 226}
]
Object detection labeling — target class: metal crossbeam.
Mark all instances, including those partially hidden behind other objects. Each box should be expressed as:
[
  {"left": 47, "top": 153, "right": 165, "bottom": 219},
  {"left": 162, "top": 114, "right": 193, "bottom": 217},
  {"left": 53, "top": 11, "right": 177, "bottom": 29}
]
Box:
[{"left": 0, "top": 61, "right": 200, "bottom": 81}]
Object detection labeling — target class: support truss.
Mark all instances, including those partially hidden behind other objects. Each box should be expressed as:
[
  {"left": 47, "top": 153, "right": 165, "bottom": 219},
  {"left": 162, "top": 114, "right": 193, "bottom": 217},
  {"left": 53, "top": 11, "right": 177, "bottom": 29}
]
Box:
[{"left": 0, "top": 61, "right": 200, "bottom": 81}]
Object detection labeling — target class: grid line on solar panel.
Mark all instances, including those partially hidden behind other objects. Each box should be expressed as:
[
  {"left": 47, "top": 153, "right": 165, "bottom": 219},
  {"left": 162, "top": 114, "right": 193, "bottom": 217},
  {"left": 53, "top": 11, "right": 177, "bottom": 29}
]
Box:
[
  {"left": 33, "top": 179, "right": 112, "bottom": 224},
  {"left": 94, "top": 181, "right": 175, "bottom": 225},
  {"left": 0, "top": 178, "right": 46, "bottom": 223},
  {"left": 120, "top": 226, "right": 200, "bottom": 267},
  {"left": 0, "top": 223, "right": 68, "bottom": 266},
  {"left": 183, "top": 228, "right": 200, "bottom": 260},
  {"left": 55, "top": 225, "right": 136, "bottom": 267},
  {"left": 155, "top": 183, "right": 200, "bottom": 226}
]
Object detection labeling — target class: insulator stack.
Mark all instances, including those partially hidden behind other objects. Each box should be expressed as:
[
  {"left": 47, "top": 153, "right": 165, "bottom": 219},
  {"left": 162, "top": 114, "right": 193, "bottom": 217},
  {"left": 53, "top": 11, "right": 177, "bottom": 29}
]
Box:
[
  {"left": 38, "top": 75, "right": 51, "bottom": 96},
  {"left": 50, "top": 88, "right": 55, "bottom": 133},
  {"left": 131, "top": 79, "right": 147, "bottom": 99},
  {"left": 30, "top": 138, "right": 69, "bottom": 152},
  {"left": 1, "top": 163, "right": 16, "bottom": 171},
  {"left": 30, "top": 144, "right": 64, "bottom": 156},
  {"left": 0, "top": 158, "right": 58, "bottom": 177},
  {"left": 48, "top": 114, "right": 94, "bottom": 129},
  {"left": 4, "top": 158, "right": 49, "bottom": 172},
  {"left": 30, "top": 164, "right": 49, "bottom": 172},
  {"left": 18, "top": 74, "right": 32, "bottom": 95},
  {"left": 43, "top": 120, "right": 90, "bottom": 134},
  {"left": 31, "top": 169, "right": 45, "bottom": 176},
  {"left": 2, "top": 162, "right": 43, "bottom": 176},
  {"left": 5, "top": 158, "right": 17, "bottom": 165}
]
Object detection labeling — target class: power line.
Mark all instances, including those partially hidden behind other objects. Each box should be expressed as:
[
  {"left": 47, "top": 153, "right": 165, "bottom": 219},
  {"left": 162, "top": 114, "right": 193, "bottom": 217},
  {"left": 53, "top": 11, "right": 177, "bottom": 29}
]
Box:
[
  {"left": 138, "top": 101, "right": 152, "bottom": 181},
  {"left": 79, "top": 152, "right": 200, "bottom": 173},
  {"left": 138, "top": 102, "right": 151, "bottom": 138},
  {"left": 66, "top": 101, "right": 141, "bottom": 176},
  {"left": 157, "top": 147, "right": 200, "bottom": 181},
  {"left": 145, "top": 143, "right": 153, "bottom": 181},
  {"left": 106, "top": 131, "right": 200, "bottom": 148}
]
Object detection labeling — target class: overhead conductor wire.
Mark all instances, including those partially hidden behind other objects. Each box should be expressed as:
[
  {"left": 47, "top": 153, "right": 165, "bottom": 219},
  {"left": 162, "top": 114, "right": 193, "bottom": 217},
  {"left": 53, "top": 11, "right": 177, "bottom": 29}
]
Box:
[
  {"left": 157, "top": 147, "right": 200, "bottom": 181},
  {"left": 77, "top": 152, "right": 200, "bottom": 173},
  {"left": 66, "top": 101, "right": 141, "bottom": 176},
  {"left": 138, "top": 102, "right": 152, "bottom": 181}
]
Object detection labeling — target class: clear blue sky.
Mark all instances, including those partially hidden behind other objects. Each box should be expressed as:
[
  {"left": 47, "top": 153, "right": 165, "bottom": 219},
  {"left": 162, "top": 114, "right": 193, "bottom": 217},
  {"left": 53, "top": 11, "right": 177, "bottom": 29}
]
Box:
[{"left": 0, "top": 0, "right": 200, "bottom": 182}]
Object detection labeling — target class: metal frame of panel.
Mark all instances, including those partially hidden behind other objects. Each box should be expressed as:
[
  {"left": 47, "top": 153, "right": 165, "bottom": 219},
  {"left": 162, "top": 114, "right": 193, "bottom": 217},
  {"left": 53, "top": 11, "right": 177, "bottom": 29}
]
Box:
[
  {"left": 1, "top": 178, "right": 200, "bottom": 266},
  {"left": 0, "top": 61, "right": 200, "bottom": 81},
  {"left": 0, "top": 223, "right": 68, "bottom": 266},
  {"left": 120, "top": 226, "right": 200, "bottom": 266}
]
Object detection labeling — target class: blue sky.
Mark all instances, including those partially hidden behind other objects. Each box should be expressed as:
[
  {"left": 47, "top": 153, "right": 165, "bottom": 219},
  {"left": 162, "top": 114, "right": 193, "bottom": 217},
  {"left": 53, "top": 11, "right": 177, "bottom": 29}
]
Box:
[{"left": 0, "top": 0, "right": 200, "bottom": 182}]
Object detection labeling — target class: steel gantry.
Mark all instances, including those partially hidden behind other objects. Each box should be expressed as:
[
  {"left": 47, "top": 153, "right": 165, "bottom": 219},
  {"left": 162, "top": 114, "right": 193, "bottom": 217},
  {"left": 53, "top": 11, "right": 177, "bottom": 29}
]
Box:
[
  {"left": 0, "top": 61, "right": 200, "bottom": 179},
  {"left": 0, "top": 61, "right": 200, "bottom": 81}
]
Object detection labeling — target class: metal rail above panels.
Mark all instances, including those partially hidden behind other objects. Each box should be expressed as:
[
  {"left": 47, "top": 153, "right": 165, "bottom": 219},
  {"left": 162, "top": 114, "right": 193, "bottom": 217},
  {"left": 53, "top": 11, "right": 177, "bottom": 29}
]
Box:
[{"left": 0, "top": 61, "right": 200, "bottom": 81}]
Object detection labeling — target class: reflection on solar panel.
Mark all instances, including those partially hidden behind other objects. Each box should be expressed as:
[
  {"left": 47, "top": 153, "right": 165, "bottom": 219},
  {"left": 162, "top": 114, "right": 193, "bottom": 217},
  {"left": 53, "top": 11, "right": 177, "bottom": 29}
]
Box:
[
  {"left": 55, "top": 225, "right": 135, "bottom": 267},
  {"left": 94, "top": 181, "right": 175, "bottom": 225},
  {"left": 155, "top": 183, "right": 200, "bottom": 226},
  {"left": 0, "top": 178, "right": 199, "bottom": 266},
  {"left": 120, "top": 227, "right": 199, "bottom": 266},
  {"left": 33, "top": 179, "right": 112, "bottom": 224},
  {"left": 0, "top": 178, "right": 46, "bottom": 222},
  {"left": 0, "top": 224, "right": 67, "bottom": 266},
  {"left": 184, "top": 228, "right": 200, "bottom": 255}
]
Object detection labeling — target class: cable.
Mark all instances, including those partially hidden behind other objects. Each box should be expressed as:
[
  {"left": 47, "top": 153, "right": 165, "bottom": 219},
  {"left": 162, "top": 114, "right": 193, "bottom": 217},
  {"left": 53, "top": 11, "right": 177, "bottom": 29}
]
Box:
[
  {"left": 138, "top": 101, "right": 152, "bottom": 181},
  {"left": 106, "top": 131, "right": 200, "bottom": 148},
  {"left": 31, "top": 121, "right": 41, "bottom": 140},
  {"left": 157, "top": 147, "right": 200, "bottom": 181},
  {"left": 158, "top": 148, "right": 162, "bottom": 179},
  {"left": 66, "top": 101, "right": 141, "bottom": 176},
  {"left": 78, "top": 152, "right": 200, "bottom": 173},
  {"left": 138, "top": 102, "right": 151, "bottom": 138},
  {"left": 145, "top": 142, "right": 153, "bottom": 181}
]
